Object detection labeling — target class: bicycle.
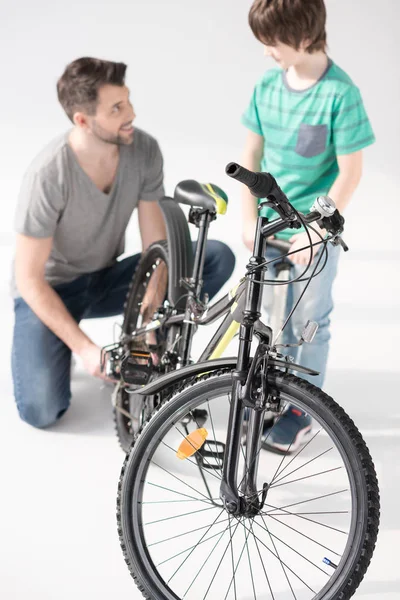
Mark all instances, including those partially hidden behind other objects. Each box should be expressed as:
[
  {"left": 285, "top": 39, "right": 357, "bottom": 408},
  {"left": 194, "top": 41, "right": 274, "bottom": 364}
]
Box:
[{"left": 104, "top": 163, "right": 380, "bottom": 600}]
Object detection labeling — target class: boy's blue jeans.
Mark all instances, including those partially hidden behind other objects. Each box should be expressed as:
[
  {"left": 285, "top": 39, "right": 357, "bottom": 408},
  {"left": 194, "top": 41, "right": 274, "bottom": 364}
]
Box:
[
  {"left": 11, "top": 241, "right": 235, "bottom": 428},
  {"left": 263, "top": 244, "right": 340, "bottom": 389}
]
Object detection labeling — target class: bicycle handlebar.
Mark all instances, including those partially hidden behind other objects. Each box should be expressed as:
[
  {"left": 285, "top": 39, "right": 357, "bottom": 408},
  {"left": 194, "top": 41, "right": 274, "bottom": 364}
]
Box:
[
  {"left": 226, "top": 162, "right": 347, "bottom": 250},
  {"left": 225, "top": 162, "right": 275, "bottom": 197},
  {"left": 225, "top": 162, "right": 297, "bottom": 222}
]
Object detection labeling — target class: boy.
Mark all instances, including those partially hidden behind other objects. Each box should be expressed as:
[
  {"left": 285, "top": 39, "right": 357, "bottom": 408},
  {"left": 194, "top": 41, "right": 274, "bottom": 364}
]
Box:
[
  {"left": 241, "top": 0, "right": 375, "bottom": 452},
  {"left": 12, "top": 57, "right": 235, "bottom": 429}
]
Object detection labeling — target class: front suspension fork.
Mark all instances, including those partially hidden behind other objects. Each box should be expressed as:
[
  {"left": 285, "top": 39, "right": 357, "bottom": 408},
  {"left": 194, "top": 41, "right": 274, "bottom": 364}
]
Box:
[
  {"left": 219, "top": 375, "right": 266, "bottom": 515},
  {"left": 219, "top": 216, "right": 269, "bottom": 515}
]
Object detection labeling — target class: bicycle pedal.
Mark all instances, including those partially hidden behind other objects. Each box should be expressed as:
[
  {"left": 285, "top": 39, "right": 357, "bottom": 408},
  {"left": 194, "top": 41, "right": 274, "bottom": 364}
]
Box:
[
  {"left": 120, "top": 354, "right": 152, "bottom": 386},
  {"left": 130, "top": 349, "right": 152, "bottom": 359}
]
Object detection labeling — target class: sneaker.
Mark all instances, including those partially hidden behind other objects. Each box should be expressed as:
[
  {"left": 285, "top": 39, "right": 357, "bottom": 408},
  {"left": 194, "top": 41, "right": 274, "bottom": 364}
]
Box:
[
  {"left": 241, "top": 409, "right": 275, "bottom": 445},
  {"left": 262, "top": 406, "right": 312, "bottom": 454}
]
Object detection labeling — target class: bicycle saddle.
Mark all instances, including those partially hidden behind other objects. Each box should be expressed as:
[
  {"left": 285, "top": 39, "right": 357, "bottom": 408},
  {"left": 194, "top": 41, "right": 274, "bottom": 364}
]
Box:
[{"left": 174, "top": 180, "right": 228, "bottom": 215}]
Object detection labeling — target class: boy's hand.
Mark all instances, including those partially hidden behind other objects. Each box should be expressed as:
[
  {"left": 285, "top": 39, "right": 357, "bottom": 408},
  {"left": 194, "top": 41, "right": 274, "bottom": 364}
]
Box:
[
  {"left": 243, "top": 219, "right": 257, "bottom": 252},
  {"left": 289, "top": 229, "right": 324, "bottom": 266}
]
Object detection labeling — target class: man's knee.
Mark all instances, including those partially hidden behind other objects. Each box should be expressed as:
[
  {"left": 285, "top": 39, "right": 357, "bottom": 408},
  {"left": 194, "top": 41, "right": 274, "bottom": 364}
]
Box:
[
  {"left": 208, "top": 240, "right": 236, "bottom": 281},
  {"left": 18, "top": 401, "right": 69, "bottom": 429},
  {"left": 16, "top": 388, "right": 70, "bottom": 429}
]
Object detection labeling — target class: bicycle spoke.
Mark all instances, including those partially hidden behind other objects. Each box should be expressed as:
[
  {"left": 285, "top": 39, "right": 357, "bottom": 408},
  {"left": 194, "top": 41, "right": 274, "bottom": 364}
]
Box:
[
  {"left": 238, "top": 517, "right": 314, "bottom": 594},
  {"left": 158, "top": 525, "right": 229, "bottom": 568},
  {"left": 143, "top": 498, "right": 220, "bottom": 505},
  {"left": 250, "top": 519, "right": 276, "bottom": 600},
  {"left": 203, "top": 517, "right": 243, "bottom": 600},
  {"left": 254, "top": 515, "right": 331, "bottom": 576},
  {"left": 271, "top": 445, "right": 334, "bottom": 487},
  {"left": 271, "top": 430, "right": 322, "bottom": 485},
  {"left": 145, "top": 505, "right": 216, "bottom": 526},
  {"left": 245, "top": 522, "right": 257, "bottom": 600},
  {"left": 167, "top": 508, "right": 226, "bottom": 584},
  {"left": 224, "top": 522, "right": 252, "bottom": 600},
  {"left": 148, "top": 514, "right": 236, "bottom": 548},
  {"left": 267, "top": 512, "right": 342, "bottom": 556},
  {"left": 151, "top": 460, "right": 214, "bottom": 503},
  {"left": 182, "top": 520, "right": 233, "bottom": 598},
  {"left": 268, "top": 432, "right": 297, "bottom": 489},
  {"left": 263, "top": 488, "right": 349, "bottom": 515},
  {"left": 146, "top": 481, "right": 215, "bottom": 505},
  {"left": 263, "top": 507, "right": 348, "bottom": 535},
  {"left": 270, "top": 465, "right": 344, "bottom": 489},
  {"left": 227, "top": 516, "right": 238, "bottom": 600},
  {"left": 259, "top": 515, "right": 298, "bottom": 600}
]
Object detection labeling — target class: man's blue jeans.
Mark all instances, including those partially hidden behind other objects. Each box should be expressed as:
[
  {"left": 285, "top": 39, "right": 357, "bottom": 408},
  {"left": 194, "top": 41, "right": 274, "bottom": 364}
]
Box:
[
  {"left": 263, "top": 244, "right": 340, "bottom": 389},
  {"left": 12, "top": 241, "right": 235, "bottom": 428}
]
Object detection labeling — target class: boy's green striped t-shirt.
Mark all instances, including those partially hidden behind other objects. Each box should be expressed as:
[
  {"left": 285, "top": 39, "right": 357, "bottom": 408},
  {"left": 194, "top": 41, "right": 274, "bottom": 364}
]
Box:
[{"left": 242, "top": 59, "right": 375, "bottom": 239}]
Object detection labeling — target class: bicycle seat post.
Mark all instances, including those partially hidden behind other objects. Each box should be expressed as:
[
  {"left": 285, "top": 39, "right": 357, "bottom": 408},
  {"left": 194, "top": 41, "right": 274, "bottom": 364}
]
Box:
[{"left": 179, "top": 209, "right": 214, "bottom": 366}]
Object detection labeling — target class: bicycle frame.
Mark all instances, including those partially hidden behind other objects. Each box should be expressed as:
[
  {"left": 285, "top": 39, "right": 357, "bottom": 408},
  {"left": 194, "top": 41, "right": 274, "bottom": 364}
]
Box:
[
  {"left": 114, "top": 203, "right": 324, "bottom": 515},
  {"left": 117, "top": 207, "right": 247, "bottom": 367}
]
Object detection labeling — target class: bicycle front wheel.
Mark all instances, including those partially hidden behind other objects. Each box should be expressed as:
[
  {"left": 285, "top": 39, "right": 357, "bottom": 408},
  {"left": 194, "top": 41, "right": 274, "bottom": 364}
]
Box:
[{"left": 117, "top": 371, "right": 379, "bottom": 600}]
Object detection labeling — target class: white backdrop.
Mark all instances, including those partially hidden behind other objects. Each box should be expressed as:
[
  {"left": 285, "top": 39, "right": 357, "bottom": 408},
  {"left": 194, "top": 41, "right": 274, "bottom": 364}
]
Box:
[
  {"left": 0, "top": 0, "right": 399, "bottom": 251},
  {"left": 0, "top": 2, "right": 399, "bottom": 599}
]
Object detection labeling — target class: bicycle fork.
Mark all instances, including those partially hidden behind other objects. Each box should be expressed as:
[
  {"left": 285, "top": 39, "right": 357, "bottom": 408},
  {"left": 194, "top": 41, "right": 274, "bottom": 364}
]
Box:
[{"left": 220, "top": 217, "right": 270, "bottom": 516}]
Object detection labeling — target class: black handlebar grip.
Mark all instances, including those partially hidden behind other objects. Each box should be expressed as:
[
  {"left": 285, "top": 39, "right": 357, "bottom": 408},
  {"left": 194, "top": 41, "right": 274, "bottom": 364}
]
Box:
[
  {"left": 225, "top": 162, "right": 275, "bottom": 198},
  {"left": 226, "top": 161, "right": 297, "bottom": 222},
  {"left": 225, "top": 162, "right": 258, "bottom": 188}
]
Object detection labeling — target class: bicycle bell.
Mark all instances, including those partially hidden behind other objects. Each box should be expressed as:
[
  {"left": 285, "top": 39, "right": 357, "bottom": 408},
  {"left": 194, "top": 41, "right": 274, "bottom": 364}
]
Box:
[{"left": 311, "top": 195, "right": 336, "bottom": 218}]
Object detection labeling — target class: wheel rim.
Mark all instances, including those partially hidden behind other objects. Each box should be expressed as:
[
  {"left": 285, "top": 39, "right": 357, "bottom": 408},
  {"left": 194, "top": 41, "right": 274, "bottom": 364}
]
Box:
[
  {"left": 126, "top": 256, "right": 168, "bottom": 340},
  {"left": 123, "top": 376, "right": 363, "bottom": 600},
  {"left": 118, "top": 254, "right": 169, "bottom": 442}
]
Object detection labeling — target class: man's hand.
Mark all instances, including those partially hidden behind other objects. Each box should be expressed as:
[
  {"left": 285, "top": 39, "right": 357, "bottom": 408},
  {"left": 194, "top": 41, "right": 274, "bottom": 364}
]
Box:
[
  {"left": 79, "top": 342, "right": 111, "bottom": 381},
  {"left": 289, "top": 229, "right": 324, "bottom": 266}
]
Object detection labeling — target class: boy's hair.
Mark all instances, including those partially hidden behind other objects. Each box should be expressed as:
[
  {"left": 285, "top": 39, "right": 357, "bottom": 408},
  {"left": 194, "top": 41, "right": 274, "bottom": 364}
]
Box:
[
  {"left": 249, "top": 0, "right": 327, "bottom": 53},
  {"left": 57, "top": 57, "right": 127, "bottom": 122}
]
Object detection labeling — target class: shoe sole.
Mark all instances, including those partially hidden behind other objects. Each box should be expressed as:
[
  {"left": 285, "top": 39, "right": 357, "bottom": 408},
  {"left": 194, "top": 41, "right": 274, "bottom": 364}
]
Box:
[{"left": 262, "top": 425, "right": 313, "bottom": 455}]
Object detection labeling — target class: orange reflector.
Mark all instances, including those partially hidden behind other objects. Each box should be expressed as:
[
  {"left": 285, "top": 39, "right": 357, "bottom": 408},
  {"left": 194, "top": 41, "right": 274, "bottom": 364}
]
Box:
[{"left": 176, "top": 428, "right": 208, "bottom": 460}]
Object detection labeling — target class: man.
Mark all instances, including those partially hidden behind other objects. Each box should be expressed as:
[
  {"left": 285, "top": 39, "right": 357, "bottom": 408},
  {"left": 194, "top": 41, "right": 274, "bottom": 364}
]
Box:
[{"left": 12, "top": 57, "right": 235, "bottom": 429}]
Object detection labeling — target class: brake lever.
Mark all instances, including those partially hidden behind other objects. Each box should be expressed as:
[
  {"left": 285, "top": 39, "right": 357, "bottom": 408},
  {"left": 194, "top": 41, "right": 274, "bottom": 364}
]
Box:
[
  {"left": 331, "top": 236, "right": 349, "bottom": 251},
  {"left": 258, "top": 198, "right": 299, "bottom": 224}
]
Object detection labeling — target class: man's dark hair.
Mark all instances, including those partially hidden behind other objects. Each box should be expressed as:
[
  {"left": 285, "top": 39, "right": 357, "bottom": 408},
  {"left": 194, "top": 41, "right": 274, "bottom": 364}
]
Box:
[
  {"left": 57, "top": 57, "right": 127, "bottom": 122},
  {"left": 249, "top": 0, "right": 327, "bottom": 53}
]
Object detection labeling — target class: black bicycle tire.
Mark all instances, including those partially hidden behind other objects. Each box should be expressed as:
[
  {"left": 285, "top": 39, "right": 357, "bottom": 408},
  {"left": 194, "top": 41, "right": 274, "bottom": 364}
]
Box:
[
  {"left": 114, "top": 241, "right": 171, "bottom": 453},
  {"left": 117, "top": 371, "right": 380, "bottom": 600},
  {"left": 158, "top": 198, "right": 194, "bottom": 311}
]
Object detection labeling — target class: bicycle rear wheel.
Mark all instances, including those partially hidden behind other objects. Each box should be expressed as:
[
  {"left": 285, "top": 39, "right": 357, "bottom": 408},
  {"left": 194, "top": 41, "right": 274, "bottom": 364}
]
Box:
[
  {"left": 114, "top": 241, "right": 170, "bottom": 452},
  {"left": 117, "top": 371, "right": 379, "bottom": 600}
]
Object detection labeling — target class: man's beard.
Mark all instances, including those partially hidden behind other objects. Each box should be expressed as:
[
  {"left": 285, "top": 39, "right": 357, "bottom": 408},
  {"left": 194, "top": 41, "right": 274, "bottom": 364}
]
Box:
[{"left": 90, "top": 120, "right": 134, "bottom": 146}]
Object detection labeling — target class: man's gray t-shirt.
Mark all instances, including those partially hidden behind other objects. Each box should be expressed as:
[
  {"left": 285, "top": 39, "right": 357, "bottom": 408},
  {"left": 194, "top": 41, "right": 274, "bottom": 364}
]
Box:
[{"left": 11, "top": 127, "right": 165, "bottom": 298}]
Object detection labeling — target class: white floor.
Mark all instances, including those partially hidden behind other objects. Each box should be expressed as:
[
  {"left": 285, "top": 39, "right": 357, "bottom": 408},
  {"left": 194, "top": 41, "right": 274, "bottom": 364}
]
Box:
[{"left": 0, "top": 238, "right": 399, "bottom": 599}]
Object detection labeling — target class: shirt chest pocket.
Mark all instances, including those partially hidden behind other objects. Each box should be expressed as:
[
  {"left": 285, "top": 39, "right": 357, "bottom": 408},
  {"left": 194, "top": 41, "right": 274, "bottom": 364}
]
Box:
[{"left": 295, "top": 123, "right": 328, "bottom": 158}]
